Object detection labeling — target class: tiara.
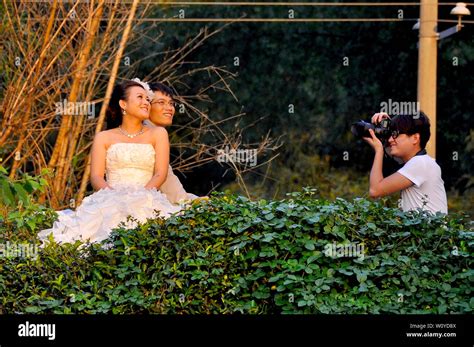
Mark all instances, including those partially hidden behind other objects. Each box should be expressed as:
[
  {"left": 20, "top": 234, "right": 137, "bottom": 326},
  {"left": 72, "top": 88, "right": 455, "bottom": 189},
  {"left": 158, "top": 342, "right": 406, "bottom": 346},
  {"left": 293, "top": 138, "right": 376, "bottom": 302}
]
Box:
[{"left": 131, "top": 78, "right": 155, "bottom": 100}]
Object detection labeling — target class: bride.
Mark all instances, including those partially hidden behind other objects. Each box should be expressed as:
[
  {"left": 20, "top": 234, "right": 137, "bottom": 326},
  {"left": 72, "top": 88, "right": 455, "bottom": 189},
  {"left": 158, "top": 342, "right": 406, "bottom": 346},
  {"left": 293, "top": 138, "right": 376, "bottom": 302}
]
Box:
[{"left": 38, "top": 80, "right": 181, "bottom": 245}]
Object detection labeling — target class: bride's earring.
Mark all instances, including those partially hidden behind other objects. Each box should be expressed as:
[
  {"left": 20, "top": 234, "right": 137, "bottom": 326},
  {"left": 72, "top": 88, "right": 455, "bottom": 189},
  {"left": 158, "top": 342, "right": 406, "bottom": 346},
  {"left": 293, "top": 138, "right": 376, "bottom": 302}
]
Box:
[{"left": 121, "top": 108, "right": 127, "bottom": 116}]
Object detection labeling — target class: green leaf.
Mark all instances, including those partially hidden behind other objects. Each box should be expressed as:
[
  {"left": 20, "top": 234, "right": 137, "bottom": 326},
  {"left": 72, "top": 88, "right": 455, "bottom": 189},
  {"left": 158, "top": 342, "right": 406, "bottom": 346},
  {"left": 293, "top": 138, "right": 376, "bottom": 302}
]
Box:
[
  {"left": 268, "top": 274, "right": 282, "bottom": 283},
  {"left": 356, "top": 273, "right": 367, "bottom": 283},
  {"left": 26, "top": 219, "right": 37, "bottom": 231},
  {"left": 13, "top": 183, "right": 29, "bottom": 206},
  {"left": 437, "top": 304, "right": 447, "bottom": 314},
  {"left": 297, "top": 300, "right": 307, "bottom": 307},
  {"left": 24, "top": 306, "right": 41, "bottom": 313},
  {"left": 264, "top": 213, "right": 275, "bottom": 221},
  {"left": 338, "top": 268, "right": 353, "bottom": 276},
  {"left": 211, "top": 229, "right": 225, "bottom": 235},
  {"left": 355, "top": 269, "right": 368, "bottom": 283},
  {"left": 252, "top": 288, "right": 271, "bottom": 299},
  {"left": 1, "top": 180, "right": 15, "bottom": 206},
  {"left": 367, "top": 223, "right": 376, "bottom": 230},
  {"left": 441, "top": 283, "right": 451, "bottom": 292}
]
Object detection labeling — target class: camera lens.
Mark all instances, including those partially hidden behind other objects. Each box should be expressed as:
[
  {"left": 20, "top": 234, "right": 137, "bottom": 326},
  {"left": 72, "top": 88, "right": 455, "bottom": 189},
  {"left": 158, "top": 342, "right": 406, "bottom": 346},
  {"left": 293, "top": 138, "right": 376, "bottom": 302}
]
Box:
[
  {"left": 351, "top": 120, "right": 375, "bottom": 138},
  {"left": 351, "top": 119, "right": 392, "bottom": 140}
]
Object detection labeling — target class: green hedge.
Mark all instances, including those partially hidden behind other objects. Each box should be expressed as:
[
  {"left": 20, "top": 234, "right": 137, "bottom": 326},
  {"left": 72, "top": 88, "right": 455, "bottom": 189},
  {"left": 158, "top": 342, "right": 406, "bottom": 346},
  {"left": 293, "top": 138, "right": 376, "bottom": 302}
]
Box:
[{"left": 0, "top": 189, "right": 472, "bottom": 314}]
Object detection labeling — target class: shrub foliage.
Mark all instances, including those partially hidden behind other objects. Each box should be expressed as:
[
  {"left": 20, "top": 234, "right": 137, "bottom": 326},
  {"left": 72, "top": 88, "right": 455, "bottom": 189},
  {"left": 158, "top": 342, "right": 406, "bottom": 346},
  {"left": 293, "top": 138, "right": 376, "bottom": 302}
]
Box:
[{"left": 0, "top": 189, "right": 472, "bottom": 314}]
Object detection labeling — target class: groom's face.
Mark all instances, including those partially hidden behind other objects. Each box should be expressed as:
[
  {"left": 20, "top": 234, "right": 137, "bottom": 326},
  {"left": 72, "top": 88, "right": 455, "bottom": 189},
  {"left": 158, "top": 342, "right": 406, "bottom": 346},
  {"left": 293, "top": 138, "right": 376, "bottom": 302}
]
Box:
[{"left": 150, "top": 91, "right": 175, "bottom": 127}]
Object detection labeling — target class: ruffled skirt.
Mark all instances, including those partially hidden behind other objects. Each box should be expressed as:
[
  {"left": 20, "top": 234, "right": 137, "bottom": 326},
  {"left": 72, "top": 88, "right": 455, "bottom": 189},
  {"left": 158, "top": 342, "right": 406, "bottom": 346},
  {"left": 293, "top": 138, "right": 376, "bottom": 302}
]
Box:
[{"left": 38, "top": 186, "right": 181, "bottom": 245}]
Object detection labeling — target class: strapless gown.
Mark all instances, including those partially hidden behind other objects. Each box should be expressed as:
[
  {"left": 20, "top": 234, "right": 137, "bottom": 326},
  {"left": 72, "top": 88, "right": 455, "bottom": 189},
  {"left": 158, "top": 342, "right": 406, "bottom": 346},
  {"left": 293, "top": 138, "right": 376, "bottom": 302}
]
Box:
[{"left": 38, "top": 143, "right": 181, "bottom": 245}]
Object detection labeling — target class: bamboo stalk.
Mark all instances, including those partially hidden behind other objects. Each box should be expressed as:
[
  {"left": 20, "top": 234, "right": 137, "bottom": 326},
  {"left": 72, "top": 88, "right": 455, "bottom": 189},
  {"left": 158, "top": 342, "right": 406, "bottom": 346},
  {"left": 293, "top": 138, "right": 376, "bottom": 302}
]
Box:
[
  {"left": 55, "top": 0, "right": 105, "bottom": 201},
  {"left": 49, "top": 2, "right": 106, "bottom": 205},
  {"left": 8, "top": 0, "right": 59, "bottom": 179},
  {"left": 0, "top": 1, "right": 82, "bottom": 146}
]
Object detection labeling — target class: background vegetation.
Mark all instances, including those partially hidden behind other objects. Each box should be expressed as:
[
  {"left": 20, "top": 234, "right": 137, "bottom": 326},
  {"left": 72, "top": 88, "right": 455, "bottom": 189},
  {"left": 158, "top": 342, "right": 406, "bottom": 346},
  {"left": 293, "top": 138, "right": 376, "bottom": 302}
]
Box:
[{"left": 1, "top": 1, "right": 472, "bottom": 213}]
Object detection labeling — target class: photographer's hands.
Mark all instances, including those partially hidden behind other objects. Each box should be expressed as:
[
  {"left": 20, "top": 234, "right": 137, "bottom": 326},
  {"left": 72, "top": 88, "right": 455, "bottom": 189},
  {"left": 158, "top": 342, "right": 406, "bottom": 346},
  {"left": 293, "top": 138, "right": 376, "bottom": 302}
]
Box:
[
  {"left": 371, "top": 112, "right": 391, "bottom": 124},
  {"left": 364, "top": 112, "right": 389, "bottom": 153},
  {"left": 363, "top": 129, "right": 384, "bottom": 153},
  {"left": 364, "top": 112, "right": 413, "bottom": 199}
]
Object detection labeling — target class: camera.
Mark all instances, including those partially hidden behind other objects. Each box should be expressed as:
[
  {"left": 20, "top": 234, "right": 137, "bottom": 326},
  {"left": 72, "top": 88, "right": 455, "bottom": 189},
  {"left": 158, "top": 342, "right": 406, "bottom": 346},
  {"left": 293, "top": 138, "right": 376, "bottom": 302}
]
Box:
[{"left": 351, "top": 118, "right": 392, "bottom": 140}]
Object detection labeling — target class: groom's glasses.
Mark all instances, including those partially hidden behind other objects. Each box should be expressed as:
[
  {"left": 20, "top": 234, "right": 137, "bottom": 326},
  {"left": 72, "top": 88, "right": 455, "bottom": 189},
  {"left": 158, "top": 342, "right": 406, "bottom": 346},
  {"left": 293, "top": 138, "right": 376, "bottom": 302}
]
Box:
[{"left": 151, "top": 100, "right": 176, "bottom": 108}]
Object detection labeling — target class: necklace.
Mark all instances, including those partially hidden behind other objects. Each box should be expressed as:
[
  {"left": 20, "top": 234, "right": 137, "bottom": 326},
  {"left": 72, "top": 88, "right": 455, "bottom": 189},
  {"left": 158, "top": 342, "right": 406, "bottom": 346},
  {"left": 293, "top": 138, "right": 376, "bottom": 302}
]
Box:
[{"left": 118, "top": 125, "right": 144, "bottom": 138}]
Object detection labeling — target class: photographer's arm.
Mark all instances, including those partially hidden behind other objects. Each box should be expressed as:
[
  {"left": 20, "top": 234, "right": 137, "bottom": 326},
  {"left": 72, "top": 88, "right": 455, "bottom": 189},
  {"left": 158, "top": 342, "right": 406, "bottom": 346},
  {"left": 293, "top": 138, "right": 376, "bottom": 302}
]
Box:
[{"left": 364, "top": 129, "right": 413, "bottom": 198}]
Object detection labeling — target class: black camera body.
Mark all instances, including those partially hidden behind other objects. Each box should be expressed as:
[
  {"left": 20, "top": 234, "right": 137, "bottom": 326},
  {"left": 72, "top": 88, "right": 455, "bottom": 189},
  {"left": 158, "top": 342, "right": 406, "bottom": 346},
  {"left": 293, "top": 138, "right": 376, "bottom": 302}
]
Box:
[{"left": 351, "top": 118, "right": 392, "bottom": 141}]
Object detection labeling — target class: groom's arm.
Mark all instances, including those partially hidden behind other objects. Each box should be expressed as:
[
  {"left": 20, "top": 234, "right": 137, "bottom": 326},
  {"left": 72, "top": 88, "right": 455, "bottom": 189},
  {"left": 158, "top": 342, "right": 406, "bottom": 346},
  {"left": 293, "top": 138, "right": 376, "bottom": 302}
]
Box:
[
  {"left": 144, "top": 119, "right": 199, "bottom": 202},
  {"left": 160, "top": 166, "right": 193, "bottom": 204},
  {"left": 145, "top": 127, "right": 169, "bottom": 189}
]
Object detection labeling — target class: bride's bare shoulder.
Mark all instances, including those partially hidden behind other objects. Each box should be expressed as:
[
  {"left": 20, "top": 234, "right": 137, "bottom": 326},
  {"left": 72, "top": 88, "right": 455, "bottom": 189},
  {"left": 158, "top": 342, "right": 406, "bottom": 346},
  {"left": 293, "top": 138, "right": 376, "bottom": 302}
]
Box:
[{"left": 94, "top": 129, "right": 117, "bottom": 143}]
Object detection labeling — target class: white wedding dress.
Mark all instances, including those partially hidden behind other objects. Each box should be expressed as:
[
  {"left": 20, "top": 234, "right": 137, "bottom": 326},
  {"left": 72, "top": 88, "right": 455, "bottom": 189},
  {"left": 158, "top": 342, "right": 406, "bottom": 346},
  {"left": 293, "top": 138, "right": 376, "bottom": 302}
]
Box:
[{"left": 38, "top": 143, "right": 181, "bottom": 245}]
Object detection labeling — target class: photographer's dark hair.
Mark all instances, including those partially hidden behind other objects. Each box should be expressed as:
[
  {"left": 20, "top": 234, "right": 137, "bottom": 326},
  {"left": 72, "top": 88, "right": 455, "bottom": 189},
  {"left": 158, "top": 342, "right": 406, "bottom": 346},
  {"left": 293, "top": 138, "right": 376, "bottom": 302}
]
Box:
[
  {"left": 106, "top": 80, "right": 145, "bottom": 129},
  {"left": 391, "top": 112, "right": 431, "bottom": 149},
  {"left": 149, "top": 82, "right": 175, "bottom": 98}
]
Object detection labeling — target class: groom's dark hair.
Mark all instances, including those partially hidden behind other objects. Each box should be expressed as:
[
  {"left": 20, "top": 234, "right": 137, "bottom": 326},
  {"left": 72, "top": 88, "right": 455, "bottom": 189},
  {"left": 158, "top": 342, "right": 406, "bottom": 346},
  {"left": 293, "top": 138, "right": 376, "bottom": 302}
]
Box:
[{"left": 149, "top": 82, "right": 175, "bottom": 98}]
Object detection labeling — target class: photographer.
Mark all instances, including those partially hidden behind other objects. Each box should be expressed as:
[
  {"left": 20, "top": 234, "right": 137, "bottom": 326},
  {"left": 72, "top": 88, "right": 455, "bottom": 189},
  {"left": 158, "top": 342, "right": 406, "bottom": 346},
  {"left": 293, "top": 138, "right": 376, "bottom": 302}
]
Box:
[{"left": 363, "top": 112, "right": 447, "bottom": 214}]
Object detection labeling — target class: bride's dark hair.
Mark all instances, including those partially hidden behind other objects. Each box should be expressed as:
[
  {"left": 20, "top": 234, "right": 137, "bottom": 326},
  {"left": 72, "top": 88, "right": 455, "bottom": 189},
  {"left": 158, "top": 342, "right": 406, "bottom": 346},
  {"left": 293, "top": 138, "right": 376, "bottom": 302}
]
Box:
[{"left": 106, "top": 80, "right": 145, "bottom": 129}]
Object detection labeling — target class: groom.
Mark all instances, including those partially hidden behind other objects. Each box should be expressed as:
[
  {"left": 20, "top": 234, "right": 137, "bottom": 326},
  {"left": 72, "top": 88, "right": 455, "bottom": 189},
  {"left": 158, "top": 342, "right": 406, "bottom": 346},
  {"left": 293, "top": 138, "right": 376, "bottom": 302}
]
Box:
[{"left": 144, "top": 82, "right": 199, "bottom": 204}]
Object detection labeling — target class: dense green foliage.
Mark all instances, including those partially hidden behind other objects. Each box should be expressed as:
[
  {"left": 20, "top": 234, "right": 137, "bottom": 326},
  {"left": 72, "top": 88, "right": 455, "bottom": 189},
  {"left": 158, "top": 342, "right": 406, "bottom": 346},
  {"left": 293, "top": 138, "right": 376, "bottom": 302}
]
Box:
[
  {"left": 0, "top": 166, "right": 57, "bottom": 236},
  {"left": 1, "top": 190, "right": 472, "bottom": 314}
]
